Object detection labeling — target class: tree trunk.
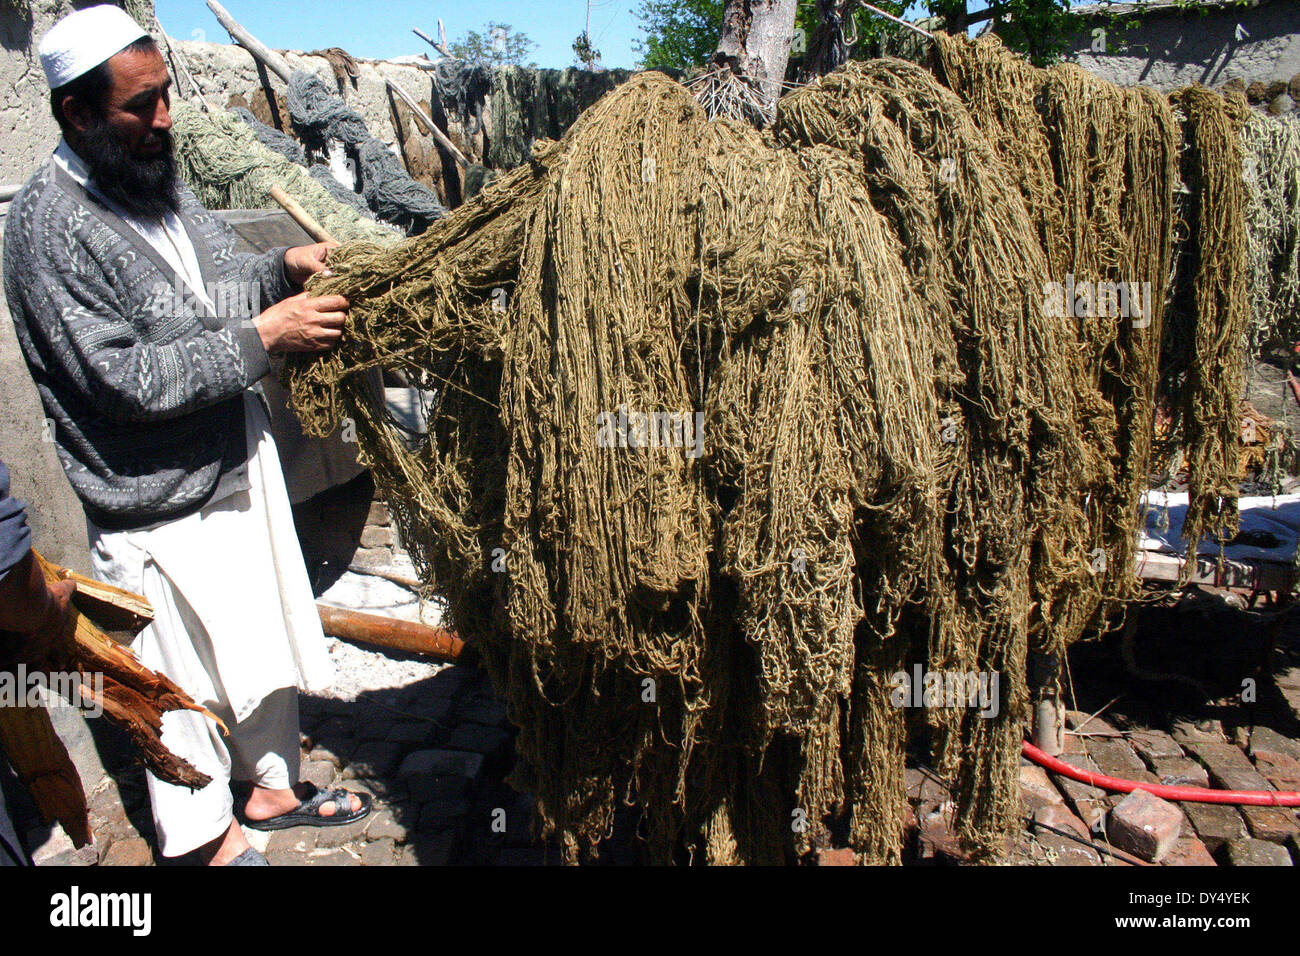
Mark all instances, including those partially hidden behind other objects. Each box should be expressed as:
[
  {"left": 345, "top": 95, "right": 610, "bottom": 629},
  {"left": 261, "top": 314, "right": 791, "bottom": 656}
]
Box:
[
  {"left": 940, "top": 1, "right": 969, "bottom": 34},
  {"left": 711, "top": 0, "right": 801, "bottom": 123},
  {"left": 805, "top": 0, "right": 857, "bottom": 79}
]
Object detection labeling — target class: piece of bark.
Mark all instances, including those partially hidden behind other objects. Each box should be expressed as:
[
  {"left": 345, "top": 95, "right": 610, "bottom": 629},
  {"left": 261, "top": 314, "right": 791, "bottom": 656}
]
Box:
[
  {"left": 33, "top": 551, "right": 227, "bottom": 786},
  {"left": 94, "top": 683, "right": 212, "bottom": 789},
  {"left": 713, "top": 0, "right": 800, "bottom": 120},
  {"left": 0, "top": 704, "right": 90, "bottom": 847}
]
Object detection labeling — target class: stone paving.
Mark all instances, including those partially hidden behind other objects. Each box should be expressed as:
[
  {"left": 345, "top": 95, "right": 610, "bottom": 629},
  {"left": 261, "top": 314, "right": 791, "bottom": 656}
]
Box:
[
  {"left": 895, "top": 705, "right": 1299, "bottom": 867},
  {"left": 22, "top": 585, "right": 1300, "bottom": 866},
  {"left": 883, "top": 591, "right": 1300, "bottom": 867},
  {"left": 27, "top": 659, "right": 562, "bottom": 866}
]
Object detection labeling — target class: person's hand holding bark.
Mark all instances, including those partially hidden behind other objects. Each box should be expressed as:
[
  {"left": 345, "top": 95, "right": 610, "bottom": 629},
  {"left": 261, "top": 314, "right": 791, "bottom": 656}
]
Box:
[{"left": 0, "top": 552, "right": 78, "bottom": 672}]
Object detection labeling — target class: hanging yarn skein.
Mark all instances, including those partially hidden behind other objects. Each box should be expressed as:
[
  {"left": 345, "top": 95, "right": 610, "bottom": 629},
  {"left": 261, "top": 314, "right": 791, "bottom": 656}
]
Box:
[
  {"left": 285, "top": 71, "right": 448, "bottom": 235},
  {"left": 231, "top": 106, "right": 306, "bottom": 164},
  {"left": 170, "top": 100, "right": 400, "bottom": 246},
  {"left": 283, "top": 35, "right": 1254, "bottom": 865},
  {"left": 229, "top": 106, "right": 383, "bottom": 220}
]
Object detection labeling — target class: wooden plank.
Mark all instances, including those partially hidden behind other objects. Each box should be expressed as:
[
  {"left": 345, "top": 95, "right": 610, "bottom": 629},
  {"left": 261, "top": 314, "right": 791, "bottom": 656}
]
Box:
[
  {"left": 35, "top": 552, "right": 152, "bottom": 643},
  {"left": 1134, "top": 550, "right": 1293, "bottom": 592}
]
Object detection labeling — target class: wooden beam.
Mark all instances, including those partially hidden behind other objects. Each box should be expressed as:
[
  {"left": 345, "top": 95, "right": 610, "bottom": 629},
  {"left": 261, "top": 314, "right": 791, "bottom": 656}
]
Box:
[
  {"left": 1134, "top": 550, "right": 1294, "bottom": 593},
  {"left": 385, "top": 77, "right": 470, "bottom": 169},
  {"left": 269, "top": 185, "right": 338, "bottom": 244},
  {"left": 317, "top": 604, "right": 465, "bottom": 661},
  {"left": 156, "top": 22, "right": 213, "bottom": 111},
  {"left": 206, "top": 0, "right": 295, "bottom": 83},
  {"left": 412, "top": 26, "right": 450, "bottom": 58},
  {"left": 347, "top": 564, "right": 424, "bottom": 592}
]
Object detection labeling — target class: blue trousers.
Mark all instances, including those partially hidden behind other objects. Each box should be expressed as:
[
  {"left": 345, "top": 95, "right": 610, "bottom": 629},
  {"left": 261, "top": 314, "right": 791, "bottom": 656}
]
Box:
[{"left": 0, "top": 755, "right": 32, "bottom": 866}]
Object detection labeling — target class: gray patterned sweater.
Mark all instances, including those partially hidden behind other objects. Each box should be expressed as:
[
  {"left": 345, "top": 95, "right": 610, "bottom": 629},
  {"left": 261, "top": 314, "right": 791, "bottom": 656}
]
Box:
[{"left": 3, "top": 160, "right": 296, "bottom": 529}]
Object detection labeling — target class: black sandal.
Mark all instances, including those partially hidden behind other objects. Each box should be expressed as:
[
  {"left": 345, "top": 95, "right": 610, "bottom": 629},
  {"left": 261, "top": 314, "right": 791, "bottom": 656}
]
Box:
[{"left": 239, "top": 783, "right": 372, "bottom": 831}]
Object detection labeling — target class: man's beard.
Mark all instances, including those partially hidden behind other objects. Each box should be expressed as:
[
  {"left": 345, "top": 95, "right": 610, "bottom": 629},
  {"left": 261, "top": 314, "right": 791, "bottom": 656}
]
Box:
[{"left": 74, "top": 118, "right": 179, "bottom": 221}]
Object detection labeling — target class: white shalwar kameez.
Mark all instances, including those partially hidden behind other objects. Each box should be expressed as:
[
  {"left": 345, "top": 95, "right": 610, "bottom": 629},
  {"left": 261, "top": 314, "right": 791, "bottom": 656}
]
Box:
[
  {"left": 61, "top": 140, "right": 335, "bottom": 857},
  {"left": 88, "top": 394, "right": 335, "bottom": 856}
]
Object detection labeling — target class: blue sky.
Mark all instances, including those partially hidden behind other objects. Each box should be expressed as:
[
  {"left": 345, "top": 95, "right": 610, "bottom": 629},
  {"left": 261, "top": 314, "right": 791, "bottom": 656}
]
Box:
[
  {"left": 158, "top": 1, "right": 655, "bottom": 70},
  {"left": 156, "top": 1, "right": 936, "bottom": 71}
]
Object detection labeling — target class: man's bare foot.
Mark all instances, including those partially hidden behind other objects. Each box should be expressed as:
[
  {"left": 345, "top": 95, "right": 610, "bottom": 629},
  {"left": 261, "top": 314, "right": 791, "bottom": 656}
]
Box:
[
  {"left": 198, "top": 819, "right": 252, "bottom": 866},
  {"left": 242, "top": 781, "right": 363, "bottom": 821}
]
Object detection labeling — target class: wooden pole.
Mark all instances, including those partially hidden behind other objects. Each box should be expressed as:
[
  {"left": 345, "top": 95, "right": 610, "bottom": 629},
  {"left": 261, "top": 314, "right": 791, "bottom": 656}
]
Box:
[
  {"left": 154, "top": 18, "right": 213, "bottom": 111},
  {"left": 412, "top": 27, "right": 450, "bottom": 58},
  {"left": 385, "top": 78, "right": 470, "bottom": 169},
  {"left": 317, "top": 604, "right": 465, "bottom": 661},
  {"left": 857, "top": 2, "right": 935, "bottom": 41},
  {"left": 206, "top": 0, "right": 295, "bottom": 83},
  {"left": 269, "top": 185, "right": 338, "bottom": 244},
  {"left": 346, "top": 564, "right": 424, "bottom": 592}
]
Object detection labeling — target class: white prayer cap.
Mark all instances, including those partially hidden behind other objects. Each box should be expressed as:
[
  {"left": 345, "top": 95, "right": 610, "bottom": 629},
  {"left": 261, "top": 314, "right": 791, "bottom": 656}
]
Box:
[{"left": 39, "top": 5, "right": 150, "bottom": 90}]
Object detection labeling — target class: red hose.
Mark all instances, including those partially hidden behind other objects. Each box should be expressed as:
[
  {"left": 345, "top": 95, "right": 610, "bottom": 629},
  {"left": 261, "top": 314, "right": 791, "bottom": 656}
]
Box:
[{"left": 1022, "top": 741, "right": 1300, "bottom": 807}]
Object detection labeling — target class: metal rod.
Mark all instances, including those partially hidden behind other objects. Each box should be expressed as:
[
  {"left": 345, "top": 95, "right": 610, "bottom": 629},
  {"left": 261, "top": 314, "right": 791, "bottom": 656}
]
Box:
[{"left": 857, "top": 1, "right": 935, "bottom": 41}]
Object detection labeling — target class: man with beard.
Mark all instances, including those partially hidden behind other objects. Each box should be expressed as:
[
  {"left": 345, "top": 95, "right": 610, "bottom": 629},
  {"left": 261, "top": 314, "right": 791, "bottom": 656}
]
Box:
[{"left": 4, "top": 6, "right": 370, "bottom": 865}]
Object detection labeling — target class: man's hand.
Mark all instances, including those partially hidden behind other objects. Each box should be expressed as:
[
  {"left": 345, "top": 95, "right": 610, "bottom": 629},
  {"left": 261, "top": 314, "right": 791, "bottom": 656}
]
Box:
[
  {"left": 253, "top": 292, "right": 350, "bottom": 354},
  {"left": 0, "top": 553, "right": 78, "bottom": 672},
  {"left": 10, "top": 578, "right": 77, "bottom": 670},
  {"left": 283, "top": 242, "right": 340, "bottom": 287}
]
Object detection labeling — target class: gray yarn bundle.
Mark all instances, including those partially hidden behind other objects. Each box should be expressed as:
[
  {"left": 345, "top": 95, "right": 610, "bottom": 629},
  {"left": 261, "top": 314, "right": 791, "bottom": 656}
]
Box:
[
  {"left": 231, "top": 106, "right": 306, "bottom": 164},
  {"left": 308, "top": 164, "right": 374, "bottom": 216},
  {"left": 230, "top": 106, "right": 380, "bottom": 221},
  {"left": 170, "top": 101, "right": 399, "bottom": 247},
  {"left": 285, "top": 71, "right": 447, "bottom": 235},
  {"left": 431, "top": 59, "right": 492, "bottom": 132}
]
